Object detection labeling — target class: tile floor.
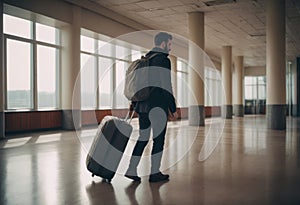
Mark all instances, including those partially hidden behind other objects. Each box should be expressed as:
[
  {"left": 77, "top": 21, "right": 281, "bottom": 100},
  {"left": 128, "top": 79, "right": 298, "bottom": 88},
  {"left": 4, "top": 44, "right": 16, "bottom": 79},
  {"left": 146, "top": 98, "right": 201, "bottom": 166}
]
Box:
[{"left": 0, "top": 115, "right": 300, "bottom": 205}]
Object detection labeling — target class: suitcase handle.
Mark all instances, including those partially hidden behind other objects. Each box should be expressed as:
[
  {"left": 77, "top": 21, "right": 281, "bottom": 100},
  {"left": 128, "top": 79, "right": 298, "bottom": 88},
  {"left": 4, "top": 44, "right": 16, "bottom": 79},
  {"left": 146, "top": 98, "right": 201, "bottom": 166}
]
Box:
[{"left": 124, "top": 110, "right": 135, "bottom": 124}]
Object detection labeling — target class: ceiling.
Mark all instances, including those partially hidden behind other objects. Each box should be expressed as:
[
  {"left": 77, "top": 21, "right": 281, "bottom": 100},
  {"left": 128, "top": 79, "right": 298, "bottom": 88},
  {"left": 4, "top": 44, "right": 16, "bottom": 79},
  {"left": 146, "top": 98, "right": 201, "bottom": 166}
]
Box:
[{"left": 87, "top": 0, "right": 300, "bottom": 68}]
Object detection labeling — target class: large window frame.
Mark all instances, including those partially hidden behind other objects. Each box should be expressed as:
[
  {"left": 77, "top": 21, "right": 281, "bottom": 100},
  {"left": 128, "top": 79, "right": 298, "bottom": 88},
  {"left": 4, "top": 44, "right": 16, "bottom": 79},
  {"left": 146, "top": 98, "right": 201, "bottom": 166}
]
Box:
[
  {"left": 244, "top": 76, "right": 266, "bottom": 114},
  {"left": 176, "top": 59, "right": 189, "bottom": 108},
  {"left": 80, "top": 33, "right": 144, "bottom": 110},
  {"left": 4, "top": 13, "right": 61, "bottom": 111},
  {"left": 205, "top": 67, "right": 222, "bottom": 107}
]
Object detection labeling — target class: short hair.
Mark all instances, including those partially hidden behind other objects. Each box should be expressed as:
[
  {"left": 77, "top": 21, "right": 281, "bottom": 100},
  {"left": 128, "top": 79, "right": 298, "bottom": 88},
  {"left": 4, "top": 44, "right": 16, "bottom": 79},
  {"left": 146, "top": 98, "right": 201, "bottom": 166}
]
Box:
[{"left": 154, "top": 32, "right": 172, "bottom": 46}]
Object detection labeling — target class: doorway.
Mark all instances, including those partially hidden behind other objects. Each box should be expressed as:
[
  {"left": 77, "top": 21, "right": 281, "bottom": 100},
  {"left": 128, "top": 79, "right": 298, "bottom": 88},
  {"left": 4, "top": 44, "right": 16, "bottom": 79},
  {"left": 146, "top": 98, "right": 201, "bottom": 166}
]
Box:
[{"left": 244, "top": 76, "right": 266, "bottom": 115}]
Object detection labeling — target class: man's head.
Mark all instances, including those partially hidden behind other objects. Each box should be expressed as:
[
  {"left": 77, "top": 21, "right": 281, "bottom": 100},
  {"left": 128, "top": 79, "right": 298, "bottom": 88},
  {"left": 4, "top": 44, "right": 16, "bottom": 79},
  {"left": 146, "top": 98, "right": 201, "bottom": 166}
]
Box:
[{"left": 154, "top": 32, "right": 172, "bottom": 53}]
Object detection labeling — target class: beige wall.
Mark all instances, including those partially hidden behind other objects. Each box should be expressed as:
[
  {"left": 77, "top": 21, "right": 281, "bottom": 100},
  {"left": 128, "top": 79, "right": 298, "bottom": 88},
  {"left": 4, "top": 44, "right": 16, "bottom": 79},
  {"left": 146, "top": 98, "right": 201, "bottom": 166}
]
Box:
[{"left": 245, "top": 66, "right": 266, "bottom": 76}]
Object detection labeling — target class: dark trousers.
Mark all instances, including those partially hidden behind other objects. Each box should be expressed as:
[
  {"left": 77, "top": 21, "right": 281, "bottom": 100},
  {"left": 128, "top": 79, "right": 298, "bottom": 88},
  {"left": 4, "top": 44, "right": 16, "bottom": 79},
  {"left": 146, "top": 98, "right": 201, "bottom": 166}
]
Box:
[{"left": 127, "top": 109, "right": 167, "bottom": 175}]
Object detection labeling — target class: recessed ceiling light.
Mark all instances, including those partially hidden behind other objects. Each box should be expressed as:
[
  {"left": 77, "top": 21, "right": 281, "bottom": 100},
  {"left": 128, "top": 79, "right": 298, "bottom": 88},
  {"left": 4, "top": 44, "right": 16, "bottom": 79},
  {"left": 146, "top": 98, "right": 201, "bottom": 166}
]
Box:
[{"left": 204, "top": 0, "right": 237, "bottom": 7}]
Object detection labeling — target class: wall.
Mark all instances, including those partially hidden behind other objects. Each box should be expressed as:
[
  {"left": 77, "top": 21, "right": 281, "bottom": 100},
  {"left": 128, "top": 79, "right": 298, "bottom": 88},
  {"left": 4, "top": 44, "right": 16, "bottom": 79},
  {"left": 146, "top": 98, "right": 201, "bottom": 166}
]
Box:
[
  {"left": 2, "top": 0, "right": 223, "bottom": 133},
  {"left": 244, "top": 66, "right": 266, "bottom": 76}
]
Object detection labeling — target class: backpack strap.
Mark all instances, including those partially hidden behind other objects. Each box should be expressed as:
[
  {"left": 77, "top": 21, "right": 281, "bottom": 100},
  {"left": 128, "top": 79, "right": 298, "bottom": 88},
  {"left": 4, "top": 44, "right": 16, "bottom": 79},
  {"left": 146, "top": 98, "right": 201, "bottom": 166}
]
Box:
[{"left": 145, "top": 52, "right": 161, "bottom": 60}]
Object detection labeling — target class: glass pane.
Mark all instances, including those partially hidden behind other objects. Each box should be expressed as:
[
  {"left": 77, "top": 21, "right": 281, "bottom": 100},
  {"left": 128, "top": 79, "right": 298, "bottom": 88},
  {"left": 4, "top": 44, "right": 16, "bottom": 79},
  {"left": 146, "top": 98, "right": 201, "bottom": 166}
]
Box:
[
  {"left": 131, "top": 50, "right": 142, "bottom": 61},
  {"left": 245, "top": 85, "right": 252, "bottom": 100},
  {"left": 81, "top": 54, "right": 96, "bottom": 109},
  {"left": 258, "top": 85, "right": 266, "bottom": 100},
  {"left": 177, "top": 72, "right": 189, "bottom": 107},
  {"left": 244, "top": 77, "right": 252, "bottom": 85},
  {"left": 115, "top": 60, "right": 128, "bottom": 108},
  {"left": 99, "top": 57, "right": 113, "bottom": 109},
  {"left": 98, "top": 40, "right": 113, "bottom": 57},
  {"left": 177, "top": 61, "right": 183, "bottom": 72},
  {"left": 7, "top": 39, "right": 32, "bottom": 109},
  {"left": 81, "top": 35, "right": 95, "bottom": 53},
  {"left": 37, "top": 45, "right": 57, "bottom": 108},
  {"left": 252, "top": 85, "right": 257, "bottom": 99},
  {"left": 36, "top": 23, "right": 57, "bottom": 44},
  {"left": 252, "top": 77, "right": 257, "bottom": 85},
  {"left": 116, "top": 45, "right": 129, "bottom": 60},
  {"left": 257, "top": 76, "right": 266, "bottom": 84},
  {"left": 4, "top": 14, "right": 32, "bottom": 39},
  {"left": 177, "top": 60, "right": 188, "bottom": 72},
  {"left": 182, "top": 61, "right": 188, "bottom": 72},
  {"left": 177, "top": 72, "right": 183, "bottom": 107}
]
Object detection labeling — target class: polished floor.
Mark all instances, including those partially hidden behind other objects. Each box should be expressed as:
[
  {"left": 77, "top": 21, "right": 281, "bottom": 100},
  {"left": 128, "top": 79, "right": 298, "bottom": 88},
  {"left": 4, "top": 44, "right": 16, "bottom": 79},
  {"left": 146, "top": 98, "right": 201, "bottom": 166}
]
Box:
[{"left": 1, "top": 115, "right": 300, "bottom": 205}]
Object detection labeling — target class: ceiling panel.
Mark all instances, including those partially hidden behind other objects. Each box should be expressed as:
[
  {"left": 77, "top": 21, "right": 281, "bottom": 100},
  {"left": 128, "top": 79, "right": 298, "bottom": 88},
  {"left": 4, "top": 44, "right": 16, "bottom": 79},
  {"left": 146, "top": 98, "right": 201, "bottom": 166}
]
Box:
[{"left": 88, "top": 0, "right": 300, "bottom": 67}]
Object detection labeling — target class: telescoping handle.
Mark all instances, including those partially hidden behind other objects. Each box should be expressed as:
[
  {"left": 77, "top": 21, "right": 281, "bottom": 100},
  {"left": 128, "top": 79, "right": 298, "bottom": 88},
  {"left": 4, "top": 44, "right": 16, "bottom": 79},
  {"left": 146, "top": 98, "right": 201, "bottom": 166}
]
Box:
[
  {"left": 124, "top": 110, "right": 135, "bottom": 124},
  {"left": 124, "top": 103, "right": 135, "bottom": 124}
]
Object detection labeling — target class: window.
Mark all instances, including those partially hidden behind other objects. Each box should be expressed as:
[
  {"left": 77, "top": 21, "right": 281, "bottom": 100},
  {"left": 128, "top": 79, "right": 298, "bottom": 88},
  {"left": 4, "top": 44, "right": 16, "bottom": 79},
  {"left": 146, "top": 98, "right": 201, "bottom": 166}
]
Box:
[
  {"left": 81, "top": 35, "right": 95, "bottom": 53},
  {"left": 99, "top": 57, "right": 112, "bottom": 109},
  {"left": 177, "top": 59, "right": 189, "bottom": 107},
  {"left": 81, "top": 33, "right": 141, "bottom": 110},
  {"left": 81, "top": 54, "right": 97, "bottom": 109},
  {"left": 244, "top": 76, "right": 266, "bottom": 114},
  {"left": 37, "top": 45, "right": 58, "bottom": 108},
  {"left": 4, "top": 13, "right": 61, "bottom": 110},
  {"left": 6, "top": 39, "right": 33, "bottom": 109},
  {"left": 205, "top": 67, "right": 222, "bottom": 106},
  {"left": 115, "top": 60, "right": 129, "bottom": 108},
  {"left": 36, "top": 23, "right": 57, "bottom": 45},
  {"left": 4, "top": 14, "right": 32, "bottom": 39}
]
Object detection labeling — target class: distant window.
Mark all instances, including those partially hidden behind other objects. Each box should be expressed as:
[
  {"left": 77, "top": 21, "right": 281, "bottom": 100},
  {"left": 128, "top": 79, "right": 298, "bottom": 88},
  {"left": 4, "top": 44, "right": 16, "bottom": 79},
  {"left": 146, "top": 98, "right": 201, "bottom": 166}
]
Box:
[
  {"left": 6, "top": 39, "right": 33, "bottom": 109},
  {"left": 81, "top": 54, "right": 97, "bottom": 109},
  {"left": 205, "top": 67, "right": 221, "bottom": 106},
  {"left": 99, "top": 57, "right": 112, "bottom": 109},
  {"left": 244, "top": 76, "right": 266, "bottom": 100},
  {"left": 4, "top": 13, "right": 60, "bottom": 110},
  {"left": 81, "top": 33, "right": 142, "bottom": 110},
  {"left": 176, "top": 59, "right": 189, "bottom": 107},
  {"left": 115, "top": 60, "right": 129, "bottom": 108}
]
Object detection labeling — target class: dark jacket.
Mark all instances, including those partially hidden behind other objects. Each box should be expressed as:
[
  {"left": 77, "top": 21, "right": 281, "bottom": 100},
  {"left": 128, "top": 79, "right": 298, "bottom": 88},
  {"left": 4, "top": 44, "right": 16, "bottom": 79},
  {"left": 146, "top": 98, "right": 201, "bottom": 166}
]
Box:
[{"left": 134, "top": 47, "right": 176, "bottom": 114}]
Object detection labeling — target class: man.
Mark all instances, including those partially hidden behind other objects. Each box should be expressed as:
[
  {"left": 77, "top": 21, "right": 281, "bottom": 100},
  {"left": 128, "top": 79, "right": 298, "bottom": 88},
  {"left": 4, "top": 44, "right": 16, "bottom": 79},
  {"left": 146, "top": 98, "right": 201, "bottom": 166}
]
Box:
[{"left": 125, "top": 32, "right": 178, "bottom": 183}]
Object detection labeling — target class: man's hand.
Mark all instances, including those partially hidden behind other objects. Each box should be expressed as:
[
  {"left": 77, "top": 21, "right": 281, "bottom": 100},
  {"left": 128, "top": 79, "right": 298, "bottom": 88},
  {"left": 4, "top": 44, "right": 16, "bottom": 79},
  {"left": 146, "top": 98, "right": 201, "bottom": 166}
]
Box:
[{"left": 168, "top": 111, "right": 178, "bottom": 121}]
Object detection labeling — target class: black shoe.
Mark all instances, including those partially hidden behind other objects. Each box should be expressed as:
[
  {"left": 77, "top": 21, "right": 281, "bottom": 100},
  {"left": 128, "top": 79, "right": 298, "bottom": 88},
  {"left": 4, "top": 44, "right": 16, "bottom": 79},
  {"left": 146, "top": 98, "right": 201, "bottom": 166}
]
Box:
[
  {"left": 149, "top": 172, "right": 169, "bottom": 183},
  {"left": 125, "top": 174, "right": 141, "bottom": 182}
]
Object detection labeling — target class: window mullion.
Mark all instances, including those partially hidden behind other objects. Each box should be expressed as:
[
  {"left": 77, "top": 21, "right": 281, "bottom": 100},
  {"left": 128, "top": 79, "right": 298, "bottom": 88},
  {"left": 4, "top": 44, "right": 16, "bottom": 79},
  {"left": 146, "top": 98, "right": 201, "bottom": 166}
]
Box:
[
  {"left": 56, "top": 47, "right": 61, "bottom": 109},
  {"left": 112, "top": 45, "right": 116, "bottom": 109},
  {"left": 32, "top": 21, "right": 38, "bottom": 110},
  {"left": 95, "top": 40, "right": 99, "bottom": 110},
  {"left": 57, "top": 29, "right": 61, "bottom": 109},
  {"left": 4, "top": 37, "right": 8, "bottom": 110}
]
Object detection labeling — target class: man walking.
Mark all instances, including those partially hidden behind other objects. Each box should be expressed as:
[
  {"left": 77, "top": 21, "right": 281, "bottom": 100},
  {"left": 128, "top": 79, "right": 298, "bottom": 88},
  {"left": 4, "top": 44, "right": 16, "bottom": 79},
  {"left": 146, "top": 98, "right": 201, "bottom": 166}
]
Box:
[{"left": 125, "top": 32, "right": 178, "bottom": 182}]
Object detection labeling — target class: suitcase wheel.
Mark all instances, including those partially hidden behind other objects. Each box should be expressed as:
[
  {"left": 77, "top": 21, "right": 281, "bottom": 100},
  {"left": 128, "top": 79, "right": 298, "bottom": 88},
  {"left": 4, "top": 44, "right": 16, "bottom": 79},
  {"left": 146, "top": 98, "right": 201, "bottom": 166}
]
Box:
[{"left": 103, "top": 178, "right": 111, "bottom": 183}]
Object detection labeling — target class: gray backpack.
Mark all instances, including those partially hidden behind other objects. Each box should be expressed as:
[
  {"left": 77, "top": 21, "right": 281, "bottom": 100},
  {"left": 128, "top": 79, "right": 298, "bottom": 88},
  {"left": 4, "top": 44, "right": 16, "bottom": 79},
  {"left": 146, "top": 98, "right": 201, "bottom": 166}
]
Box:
[{"left": 124, "top": 53, "right": 159, "bottom": 102}]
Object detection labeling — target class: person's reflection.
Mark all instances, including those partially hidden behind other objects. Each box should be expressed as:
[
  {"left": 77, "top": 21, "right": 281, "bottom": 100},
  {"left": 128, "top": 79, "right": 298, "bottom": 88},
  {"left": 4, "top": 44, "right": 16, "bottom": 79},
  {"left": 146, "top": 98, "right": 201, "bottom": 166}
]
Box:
[
  {"left": 149, "top": 180, "right": 169, "bottom": 204},
  {"left": 125, "top": 182, "right": 141, "bottom": 205},
  {"left": 85, "top": 180, "right": 117, "bottom": 205}
]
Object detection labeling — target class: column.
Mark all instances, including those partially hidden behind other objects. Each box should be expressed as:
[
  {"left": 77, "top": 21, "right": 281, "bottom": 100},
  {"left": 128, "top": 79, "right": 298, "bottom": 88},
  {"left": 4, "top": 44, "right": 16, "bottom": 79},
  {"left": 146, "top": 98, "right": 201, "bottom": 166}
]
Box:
[
  {"left": 222, "top": 46, "right": 233, "bottom": 119},
  {"left": 188, "top": 12, "right": 205, "bottom": 126},
  {"left": 0, "top": 1, "right": 4, "bottom": 138},
  {"left": 266, "top": 0, "right": 286, "bottom": 130},
  {"left": 234, "top": 56, "right": 244, "bottom": 117},
  {"left": 61, "top": 6, "right": 81, "bottom": 130}
]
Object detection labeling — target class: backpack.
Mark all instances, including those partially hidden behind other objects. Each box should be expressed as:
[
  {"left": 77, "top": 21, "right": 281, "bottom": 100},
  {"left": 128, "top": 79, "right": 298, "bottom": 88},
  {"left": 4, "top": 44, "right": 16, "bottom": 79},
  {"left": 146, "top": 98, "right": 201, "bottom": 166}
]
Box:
[{"left": 124, "top": 53, "right": 159, "bottom": 102}]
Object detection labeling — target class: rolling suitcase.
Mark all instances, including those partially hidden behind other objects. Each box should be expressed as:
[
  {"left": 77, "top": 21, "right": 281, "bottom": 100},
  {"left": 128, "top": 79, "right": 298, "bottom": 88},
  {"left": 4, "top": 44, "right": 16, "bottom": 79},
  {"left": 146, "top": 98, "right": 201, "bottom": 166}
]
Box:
[{"left": 86, "top": 111, "right": 134, "bottom": 182}]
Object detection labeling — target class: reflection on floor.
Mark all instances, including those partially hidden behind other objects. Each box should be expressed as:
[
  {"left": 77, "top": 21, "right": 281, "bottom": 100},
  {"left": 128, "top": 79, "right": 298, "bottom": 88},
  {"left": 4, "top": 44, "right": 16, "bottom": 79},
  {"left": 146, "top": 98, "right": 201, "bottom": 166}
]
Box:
[{"left": 0, "top": 115, "right": 300, "bottom": 205}]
